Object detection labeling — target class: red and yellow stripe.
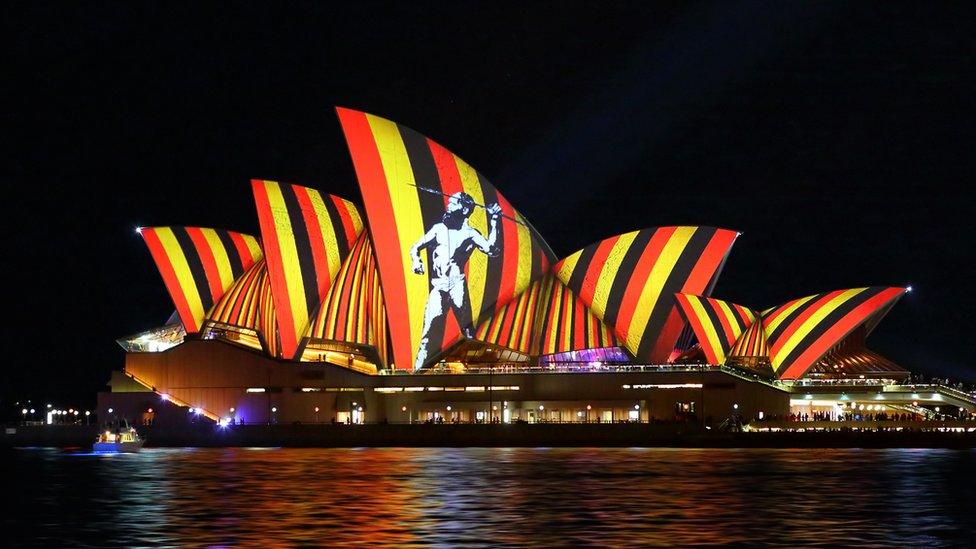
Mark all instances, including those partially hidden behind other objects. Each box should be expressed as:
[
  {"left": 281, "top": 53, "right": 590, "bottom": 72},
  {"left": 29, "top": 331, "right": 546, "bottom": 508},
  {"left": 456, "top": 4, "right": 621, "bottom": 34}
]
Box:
[
  {"left": 728, "top": 319, "right": 769, "bottom": 360},
  {"left": 555, "top": 227, "right": 738, "bottom": 363},
  {"left": 336, "top": 107, "right": 554, "bottom": 370},
  {"left": 673, "top": 293, "right": 755, "bottom": 364},
  {"left": 761, "top": 287, "right": 906, "bottom": 379},
  {"left": 473, "top": 276, "right": 548, "bottom": 355},
  {"left": 535, "top": 276, "right": 617, "bottom": 355},
  {"left": 141, "top": 226, "right": 262, "bottom": 333},
  {"left": 252, "top": 180, "right": 363, "bottom": 359},
  {"left": 305, "top": 234, "right": 389, "bottom": 366},
  {"left": 207, "top": 259, "right": 265, "bottom": 330},
  {"left": 206, "top": 259, "right": 280, "bottom": 356}
]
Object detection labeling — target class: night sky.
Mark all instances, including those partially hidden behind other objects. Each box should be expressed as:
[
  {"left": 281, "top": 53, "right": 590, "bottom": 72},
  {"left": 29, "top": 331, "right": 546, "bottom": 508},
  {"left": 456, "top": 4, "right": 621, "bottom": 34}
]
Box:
[{"left": 5, "top": 2, "right": 975, "bottom": 407}]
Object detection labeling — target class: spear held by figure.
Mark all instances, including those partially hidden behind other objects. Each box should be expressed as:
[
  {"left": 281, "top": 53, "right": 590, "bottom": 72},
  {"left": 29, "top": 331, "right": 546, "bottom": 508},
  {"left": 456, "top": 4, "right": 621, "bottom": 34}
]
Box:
[{"left": 407, "top": 183, "right": 528, "bottom": 227}]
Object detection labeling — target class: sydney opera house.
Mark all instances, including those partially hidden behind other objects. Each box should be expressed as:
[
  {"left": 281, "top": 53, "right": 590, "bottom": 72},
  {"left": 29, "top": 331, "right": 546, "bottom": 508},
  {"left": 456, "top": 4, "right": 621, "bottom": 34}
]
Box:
[{"left": 101, "top": 108, "right": 975, "bottom": 427}]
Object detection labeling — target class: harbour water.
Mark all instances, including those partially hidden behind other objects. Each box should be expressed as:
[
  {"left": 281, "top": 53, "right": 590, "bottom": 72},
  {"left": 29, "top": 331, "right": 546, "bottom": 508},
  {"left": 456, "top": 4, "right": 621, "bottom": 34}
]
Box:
[{"left": 5, "top": 447, "right": 974, "bottom": 547}]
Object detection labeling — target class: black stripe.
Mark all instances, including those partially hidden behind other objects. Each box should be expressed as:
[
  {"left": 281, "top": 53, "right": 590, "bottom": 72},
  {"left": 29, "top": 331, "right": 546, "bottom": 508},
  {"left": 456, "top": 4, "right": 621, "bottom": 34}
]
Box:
[
  {"left": 398, "top": 125, "right": 450, "bottom": 360},
  {"left": 527, "top": 280, "right": 542, "bottom": 354},
  {"left": 279, "top": 184, "right": 320, "bottom": 319},
  {"left": 566, "top": 242, "right": 598, "bottom": 296},
  {"left": 749, "top": 323, "right": 761, "bottom": 355},
  {"left": 635, "top": 227, "right": 716, "bottom": 361},
  {"left": 718, "top": 303, "right": 747, "bottom": 346},
  {"left": 339, "top": 243, "right": 359, "bottom": 340},
  {"left": 603, "top": 228, "right": 654, "bottom": 328},
  {"left": 321, "top": 195, "right": 351, "bottom": 260},
  {"left": 556, "top": 283, "right": 569, "bottom": 350},
  {"left": 777, "top": 287, "right": 887, "bottom": 372},
  {"left": 478, "top": 172, "right": 503, "bottom": 324},
  {"left": 567, "top": 288, "right": 578, "bottom": 351},
  {"left": 571, "top": 287, "right": 583, "bottom": 351},
  {"left": 701, "top": 298, "right": 733, "bottom": 349},
  {"left": 352, "top": 237, "right": 370, "bottom": 341},
  {"left": 753, "top": 323, "right": 764, "bottom": 356},
  {"left": 765, "top": 294, "right": 824, "bottom": 345},
  {"left": 215, "top": 264, "right": 238, "bottom": 323},
  {"left": 730, "top": 323, "right": 746, "bottom": 356},
  {"left": 530, "top": 244, "right": 543, "bottom": 283},
  {"left": 544, "top": 278, "right": 559, "bottom": 353},
  {"left": 531, "top": 280, "right": 546, "bottom": 349},
  {"left": 171, "top": 227, "right": 215, "bottom": 311},
  {"left": 507, "top": 299, "right": 521, "bottom": 349},
  {"left": 731, "top": 306, "right": 751, "bottom": 334},
  {"left": 240, "top": 265, "right": 258, "bottom": 327},
  {"left": 400, "top": 125, "right": 443, "bottom": 238},
  {"left": 215, "top": 230, "right": 244, "bottom": 277},
  {"left": 513, "top": 290, "right": 529, "bottom": 349},
  {"left": 544, "top": 282, "right": 561, "bottom": 352}
]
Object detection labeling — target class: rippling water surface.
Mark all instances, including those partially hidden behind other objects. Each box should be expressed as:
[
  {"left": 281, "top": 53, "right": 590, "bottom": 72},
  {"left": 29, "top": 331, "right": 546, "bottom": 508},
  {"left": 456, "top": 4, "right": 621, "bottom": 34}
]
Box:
[{"left": 4, "top": 447, "right": 974, "bottom": 547}]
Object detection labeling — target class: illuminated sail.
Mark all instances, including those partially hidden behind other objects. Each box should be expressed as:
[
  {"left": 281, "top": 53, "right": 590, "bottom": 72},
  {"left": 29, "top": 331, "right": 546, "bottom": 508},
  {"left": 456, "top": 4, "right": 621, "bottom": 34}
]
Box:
[
  {"left": 336, "top": 107, "right": 554, "bottom": 370},
  {"left": 556, "top": 227, "right": 738, "bottom": 362},
  {"left": 252, "top": 180, "right": 363, "bottom": 359},
  {"left": 762, "top": 287, "right": 906, "bottom": 379},
  {"left": 305, "top": 233, "right": 389, "bottom": 366},
  {"left": 674, "top": 293, "right": 754, "bottom": 365},
  {"left": 141, "top": 226, "right": 262, "bottom": 333}
]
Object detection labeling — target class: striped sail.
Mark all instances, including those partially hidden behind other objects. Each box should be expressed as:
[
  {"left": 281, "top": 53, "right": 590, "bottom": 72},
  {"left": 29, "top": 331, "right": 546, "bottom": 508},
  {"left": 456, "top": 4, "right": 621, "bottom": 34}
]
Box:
[
  {"left": 729, "top": 319, "right": 768, "bottom": 360},
  {"left": 252, "top": 180, "right": 363, "bottom": 359},
  {"left": 555, "top": 227, "right": 738, "bottom": 363},
  {"left": 336, "top": 107, "right": 554, "bottom": 370},
  {"left": 535, "top": 276, "right": 617, "bottom": 355},
  {"left": 673, "top": 293, "right": 755, "bottom": 364},
  {"left": 206, "top": 259, "right": 279, "bottom": 356},
  {"left": 762, "top": 287, "right": 906, "bottom": 379},
  {"left": 305, "top": 233, "right": 389, "bottom": 366},
  {"left": 473, "top": 276, "right": 548, "bottom": 355},
  {"left": 141, "top": 227, "right": 262, "bottom": 333}
]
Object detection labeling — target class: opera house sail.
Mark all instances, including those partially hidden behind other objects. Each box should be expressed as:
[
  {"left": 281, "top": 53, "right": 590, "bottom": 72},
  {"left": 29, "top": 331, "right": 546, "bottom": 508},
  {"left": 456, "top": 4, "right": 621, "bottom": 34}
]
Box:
[{"left": 107, "top": 107, "right": 961, "bottom": 427}]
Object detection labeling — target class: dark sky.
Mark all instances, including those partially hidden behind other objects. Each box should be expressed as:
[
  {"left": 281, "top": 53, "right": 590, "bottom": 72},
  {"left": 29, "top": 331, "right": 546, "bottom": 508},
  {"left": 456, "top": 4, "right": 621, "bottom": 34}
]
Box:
[{"left": 4, "top": 2, "right": 975, "bottom": 406}]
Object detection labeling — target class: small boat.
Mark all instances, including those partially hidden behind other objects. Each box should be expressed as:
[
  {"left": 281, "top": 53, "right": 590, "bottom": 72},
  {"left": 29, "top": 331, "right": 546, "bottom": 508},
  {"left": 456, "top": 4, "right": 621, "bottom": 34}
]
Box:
[{"left": 93, "top": 422, "right": 145, "bottom": 453}]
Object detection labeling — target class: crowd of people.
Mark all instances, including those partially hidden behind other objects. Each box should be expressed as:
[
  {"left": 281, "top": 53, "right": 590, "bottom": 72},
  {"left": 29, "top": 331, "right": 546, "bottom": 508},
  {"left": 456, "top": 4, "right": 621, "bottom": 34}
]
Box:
[{"left": 755, "top": 409, "right": 973, "bottom": 422}]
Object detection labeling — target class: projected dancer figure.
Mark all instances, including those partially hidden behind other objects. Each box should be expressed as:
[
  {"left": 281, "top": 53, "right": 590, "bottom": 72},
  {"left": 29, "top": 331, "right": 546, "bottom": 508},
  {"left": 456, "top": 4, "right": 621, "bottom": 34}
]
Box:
[{"left": 410, "top": 191, "right": 501, "bottom": 369}]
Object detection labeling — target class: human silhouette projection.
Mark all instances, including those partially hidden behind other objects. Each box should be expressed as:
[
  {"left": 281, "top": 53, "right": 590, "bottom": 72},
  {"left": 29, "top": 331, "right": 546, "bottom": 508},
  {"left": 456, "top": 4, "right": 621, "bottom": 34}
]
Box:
[{"left": 409, "top": 191, "right": 501, "bottom": 369}]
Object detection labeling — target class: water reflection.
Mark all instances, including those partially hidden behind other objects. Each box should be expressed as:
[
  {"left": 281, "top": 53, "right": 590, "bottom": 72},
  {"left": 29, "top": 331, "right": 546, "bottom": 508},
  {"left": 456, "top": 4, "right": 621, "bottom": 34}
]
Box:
[{"left": 5, "top": 448, "right": 974, "bottom": 546}]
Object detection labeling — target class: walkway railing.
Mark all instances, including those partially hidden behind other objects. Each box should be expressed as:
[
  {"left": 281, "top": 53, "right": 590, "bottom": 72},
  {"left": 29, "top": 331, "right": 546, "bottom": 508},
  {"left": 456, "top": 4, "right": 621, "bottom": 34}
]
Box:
[
  {"left": 392, "top": 363, "right": 975, "bottom": 405},
  {"left": 882, "top": 384, "right": 976, "bottom": 406},
  {"left": 420, "top": 363, "right": 722, "bottom": 375}
]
